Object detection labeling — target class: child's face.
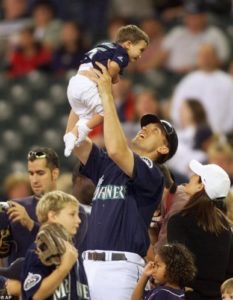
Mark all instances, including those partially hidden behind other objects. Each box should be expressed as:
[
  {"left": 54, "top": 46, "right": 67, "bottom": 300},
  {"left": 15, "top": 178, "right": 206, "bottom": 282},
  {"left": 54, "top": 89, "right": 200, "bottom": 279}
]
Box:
[
  {"left": 222, "top": 292, "right": 233, "bottom": 300},
  {"left": 126, "top": 40, "right": 147, "bottom": 62},
  {"left": 53, "top": 203, "right": 81, "bottom": 236},
  {"left": 151, "top": 254, "right": 167, "bottom": 284}
]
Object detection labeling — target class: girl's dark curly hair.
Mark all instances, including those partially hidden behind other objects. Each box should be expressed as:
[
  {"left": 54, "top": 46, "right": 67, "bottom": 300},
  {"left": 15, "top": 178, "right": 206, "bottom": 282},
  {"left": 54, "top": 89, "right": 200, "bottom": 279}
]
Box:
[{"left": 158, "top": 243, "right": 197, "bottom": 288}]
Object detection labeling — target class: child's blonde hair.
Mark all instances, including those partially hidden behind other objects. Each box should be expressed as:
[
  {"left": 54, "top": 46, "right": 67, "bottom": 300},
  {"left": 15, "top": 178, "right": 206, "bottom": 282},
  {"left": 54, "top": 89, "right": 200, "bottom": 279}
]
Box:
[
  {"left": 116, "top": 25, "right": 149, "bottom": 45},
  {"left": 221, "top": 278, "right": 233, "bottom": 294},
  {"left": 36, "top": 190, "right": 78, "bottom": 224}
]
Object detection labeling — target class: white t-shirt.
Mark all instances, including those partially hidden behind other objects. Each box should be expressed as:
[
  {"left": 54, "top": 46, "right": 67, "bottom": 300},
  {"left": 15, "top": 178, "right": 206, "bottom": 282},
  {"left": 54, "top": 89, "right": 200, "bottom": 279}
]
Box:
[
  {"left": 171, "top": 70, "right": 233, "bottom": 134},
  {"left": 162, "top": 26, "right": 230, "bottom": 71}
]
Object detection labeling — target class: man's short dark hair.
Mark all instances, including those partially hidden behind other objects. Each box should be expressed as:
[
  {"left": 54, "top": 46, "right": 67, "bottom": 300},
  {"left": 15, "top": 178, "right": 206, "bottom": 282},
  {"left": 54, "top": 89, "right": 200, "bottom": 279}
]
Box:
[{"left": 27, "top": 147, "right": 60, "bottom": 170}]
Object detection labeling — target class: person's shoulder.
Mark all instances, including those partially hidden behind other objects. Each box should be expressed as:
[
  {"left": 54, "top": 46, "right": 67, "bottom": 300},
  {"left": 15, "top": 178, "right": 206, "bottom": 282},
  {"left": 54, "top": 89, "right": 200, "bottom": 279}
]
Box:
[
  {"left": 178, "top": 70, "right": 202, "bottom": 85},
  {"left": 139, "top": 156, "right": 155, "bottom": 169},
  {"left": 98, "top": 41, "right": 117, "bottom": 50},
  {"left": 214, "top": 70, "right": 233, "bottom": 82},
  {"left": 165, "top": 26, "right": 186, "bottom": 38},
  {"left": 205, "top": 25, "right": 227, "bottom": 36},
  {"left": 14, "top": 195, "right": 35, "bottom": 205},
  {"left": 134, "top": 155, "right": 164, "bottom": 182}
]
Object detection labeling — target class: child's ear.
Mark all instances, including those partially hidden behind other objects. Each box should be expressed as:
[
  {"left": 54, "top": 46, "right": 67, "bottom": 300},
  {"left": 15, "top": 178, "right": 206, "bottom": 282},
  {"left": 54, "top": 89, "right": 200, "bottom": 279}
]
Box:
[
  {"left": 123, "top": 40, "right": 132, "bottom": 49},
  {"left": 47, "top": 210, "right": 57, "bottom": 222}
]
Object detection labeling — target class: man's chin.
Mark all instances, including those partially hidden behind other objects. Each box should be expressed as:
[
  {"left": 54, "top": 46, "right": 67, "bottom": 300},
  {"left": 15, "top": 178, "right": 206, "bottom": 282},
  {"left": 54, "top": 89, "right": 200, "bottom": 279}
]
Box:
[{"left": 33, "top": 190, "right": 44, "bottom": 197}]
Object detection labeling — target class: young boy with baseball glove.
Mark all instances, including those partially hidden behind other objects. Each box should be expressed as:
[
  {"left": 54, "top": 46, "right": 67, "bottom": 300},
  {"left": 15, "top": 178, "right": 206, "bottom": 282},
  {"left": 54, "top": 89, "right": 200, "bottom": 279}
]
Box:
[{"left": 21, "top": 190, "right": 81, "bottom": 300}]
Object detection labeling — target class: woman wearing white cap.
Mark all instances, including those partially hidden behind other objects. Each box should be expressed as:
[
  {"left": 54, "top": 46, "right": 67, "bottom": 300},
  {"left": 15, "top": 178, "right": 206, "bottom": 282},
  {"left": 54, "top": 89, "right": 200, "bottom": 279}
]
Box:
[{"left": 167, "top": 160, "right": 233, "bottom": 300}]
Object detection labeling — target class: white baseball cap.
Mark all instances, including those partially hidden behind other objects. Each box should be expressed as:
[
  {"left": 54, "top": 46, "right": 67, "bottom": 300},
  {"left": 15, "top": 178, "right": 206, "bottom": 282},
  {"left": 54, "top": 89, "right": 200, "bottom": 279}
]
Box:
[{"left": 189, "top": 160, "right": 231, "bottom": 200}]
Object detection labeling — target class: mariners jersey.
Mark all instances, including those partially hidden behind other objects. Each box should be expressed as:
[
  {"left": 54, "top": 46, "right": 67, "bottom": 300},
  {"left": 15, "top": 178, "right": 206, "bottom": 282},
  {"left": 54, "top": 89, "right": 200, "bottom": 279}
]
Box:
[
  {"left": 144, "top": 285, "right": 185, "bottom": 300},
  {"left": 22, "top": 243, "right": 82, "bottom": 300},
  {"left": 80, "top": 42, "right": 129, "bottom": 74},
  {"left": 80, "top": 145, "right": 164, "bottom": 257}
]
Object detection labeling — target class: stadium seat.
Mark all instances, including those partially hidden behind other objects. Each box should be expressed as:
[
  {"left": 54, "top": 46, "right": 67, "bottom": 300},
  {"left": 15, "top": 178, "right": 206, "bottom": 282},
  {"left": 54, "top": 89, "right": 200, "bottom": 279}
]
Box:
[
  {"left": 42, "top": 129, "right": 63, "bottom": 149},
  {"left": 18, "top": 115, "right": 40, "bottom": 136},
  {"left": 33, "top": 99, "right": 55, "bottom": 121},
  {"left": 2, "top": 130, "right": 23, "bottom": 151},
  {"left": 0, "top": 100, "right": 13, "bottom": 123},
  {"left": 10, "top": 84, "right": 32, "bottom": 113},
  {"left": 49, "top": 83, "right": 67, "bottom": 105}
]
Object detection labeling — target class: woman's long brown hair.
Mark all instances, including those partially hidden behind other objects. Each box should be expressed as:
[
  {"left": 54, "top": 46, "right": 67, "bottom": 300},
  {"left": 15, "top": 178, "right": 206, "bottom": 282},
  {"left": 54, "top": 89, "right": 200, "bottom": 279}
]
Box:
[{"left": 180, "top": 190, "right": 231, "bottom": 235}]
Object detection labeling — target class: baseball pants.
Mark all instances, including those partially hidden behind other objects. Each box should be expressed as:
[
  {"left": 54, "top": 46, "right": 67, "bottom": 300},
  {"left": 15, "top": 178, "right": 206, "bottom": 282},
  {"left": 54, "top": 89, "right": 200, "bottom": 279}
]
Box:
[{"left": 82, "top": 250, "right": 145, "bottom": 300}]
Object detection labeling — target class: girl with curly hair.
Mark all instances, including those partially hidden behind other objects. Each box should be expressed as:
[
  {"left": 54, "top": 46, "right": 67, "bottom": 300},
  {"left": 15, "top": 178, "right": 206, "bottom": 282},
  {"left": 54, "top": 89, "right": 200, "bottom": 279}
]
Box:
[{"left": 131, "top": 243, "right": 197, "bottom": 300}]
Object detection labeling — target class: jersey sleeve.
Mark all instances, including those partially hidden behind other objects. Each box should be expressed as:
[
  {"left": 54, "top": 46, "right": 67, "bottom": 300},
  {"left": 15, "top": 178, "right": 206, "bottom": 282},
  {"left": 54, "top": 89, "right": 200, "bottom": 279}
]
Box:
[
  {"left": 111, "top": 48, "right": 129, "bottom": 73},
  {"left": 132, "top": 154, "right": 164, "bottom": 198},
  {"left": 22, "top": 247, "right": 51, "bottom": 300},
  {"left": 80, "top": 144, "right": 109, "bottom": 185}
]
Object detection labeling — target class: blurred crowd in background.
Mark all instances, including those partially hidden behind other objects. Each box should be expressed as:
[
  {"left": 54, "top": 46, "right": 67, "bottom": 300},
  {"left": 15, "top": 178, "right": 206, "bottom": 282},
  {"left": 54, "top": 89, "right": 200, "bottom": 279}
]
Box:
[{"left": 0, "top": 0, "right": 233, "bottom": 199}]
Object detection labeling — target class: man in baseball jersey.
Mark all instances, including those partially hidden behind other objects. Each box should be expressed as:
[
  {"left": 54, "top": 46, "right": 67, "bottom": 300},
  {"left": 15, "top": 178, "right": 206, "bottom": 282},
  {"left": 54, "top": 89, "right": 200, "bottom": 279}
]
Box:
[{"left": 72, "top": 62, "right": 178, "bottom": 300}]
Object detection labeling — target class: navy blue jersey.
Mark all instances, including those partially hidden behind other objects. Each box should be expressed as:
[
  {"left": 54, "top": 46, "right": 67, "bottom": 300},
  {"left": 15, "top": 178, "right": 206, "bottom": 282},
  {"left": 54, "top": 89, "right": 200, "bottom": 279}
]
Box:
[
  {"left": 80, "top": 145, "right": 164, "bottom": 257},
  {"left": 144, "top": 285, "right": 185, "bottom": 300},
  {"left": 76, "top": 258, "right": 90, "bottom": 300},
  {"left": 21, "top": 243, "right": 79, "bottom": 300},
  {"left": 80, "top": 42, "right": 129, "bottom": 74},
  {"left": 0, "top": 196, "right": 40, "bottom": 264}
]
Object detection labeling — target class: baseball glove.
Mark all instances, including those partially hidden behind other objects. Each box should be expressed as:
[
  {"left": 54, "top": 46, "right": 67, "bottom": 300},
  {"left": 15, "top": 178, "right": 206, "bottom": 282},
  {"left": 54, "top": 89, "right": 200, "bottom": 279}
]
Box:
[{"left": 35, "top": 223, "right": 72, "bottom": 266}]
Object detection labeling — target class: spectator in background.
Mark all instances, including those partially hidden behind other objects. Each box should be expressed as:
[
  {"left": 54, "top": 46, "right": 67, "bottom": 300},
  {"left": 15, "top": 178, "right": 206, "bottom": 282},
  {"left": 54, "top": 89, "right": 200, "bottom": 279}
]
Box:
[
  {"left": 160, "top": 1, "right": 230, "bottom": 74},
  {"left": 133, "top": 17, "right": 164, "bottom": 73},
  {"left": 56, "top": 172, "right": 73, "bottom": 193},
  {"left": 0, "top": 147, "right": 60, "bottom": 298},
  {"left": 152, "top": 0, "right": 184, "bottom": 23},
  {"left": 0, "top": 147, "right": 60, "bottom": 265},
  {"left": 6, "top": 27, "right": 51, "bottom": 77},
  {"left": 110, "top": 0, "right": 154, "bottom": 22},
  {"left": 171, "top": 44, "right": 233, "bottom": 134},
  {"left": 0, "top": 0, "right": 30, "bottom": 63},
  {"left": 1, "top": 0, "right": 28, "bottom": 20},
  {"left": 122, "top": 88, "right": 160, "bottom": 141},
  {"left": 31, "top": 0, "right": 62, "bottom": 50},
  {"left": 112, "top": 77, "right": 136, "bottom": 123},
  {"left": 3, "top": 173, "right": 32, "bottom": 200},
  {"left": 207, "top": 141, "right": 233, "bottom": 187},
  {"left": 134, "top": 89, "right": 160, "bottom": 119},
  {"left": 168, "top": 98, "right": 213, "bottom": 176},
  {"left": 107, "top": 16, "right": 128, "bottom": 41},
  {"left": 167, "top": 160, "right": 233, "bottom": 299},
  {"left": 52, "top": 21, "right": 88, "bottom": 74}
]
